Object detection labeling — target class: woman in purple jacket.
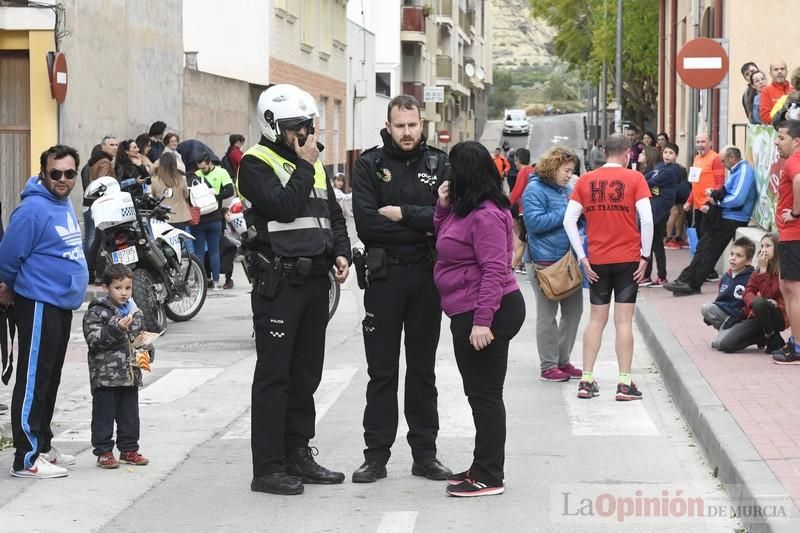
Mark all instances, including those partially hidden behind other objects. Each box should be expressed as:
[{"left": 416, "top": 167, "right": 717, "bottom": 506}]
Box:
[{"left": 433, "top": 141, "right": 526, "bottom": 497}]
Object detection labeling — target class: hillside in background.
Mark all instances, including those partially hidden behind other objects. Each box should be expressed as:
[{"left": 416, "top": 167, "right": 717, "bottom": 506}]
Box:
[{"left": 491, "top": 0, "right": 556, "bottom": 68}]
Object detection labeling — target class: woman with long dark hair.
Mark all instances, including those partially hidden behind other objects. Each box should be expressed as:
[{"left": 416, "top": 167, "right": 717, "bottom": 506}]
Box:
[
  {"left": 433, "top": 141, "right": 525, "bottom": 497},
  {"left": 150, "top": 152, "right": 192, "bottom": 231},
  {"left": 135, "top": 133, "right": 154, "bottom": 174},
  {"left": 114, "top": 139, "right": 150, "bottom": 197}
]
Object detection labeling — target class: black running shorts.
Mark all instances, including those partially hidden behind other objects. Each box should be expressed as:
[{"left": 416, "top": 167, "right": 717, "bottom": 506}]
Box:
[
  {"left": 589, "top": 262, "right": 639, "bottom": 305},
  {"left": 780, "top": 241, "right": 800, "bottom": 281}
]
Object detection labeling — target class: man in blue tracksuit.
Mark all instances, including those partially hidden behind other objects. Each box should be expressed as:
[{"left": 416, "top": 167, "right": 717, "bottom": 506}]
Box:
[
  {"left": 0, "top": 145, "right": 89, "bottom": 479},
  {"left": 665, "top": 146, "right": 758, "bottom": 295}
]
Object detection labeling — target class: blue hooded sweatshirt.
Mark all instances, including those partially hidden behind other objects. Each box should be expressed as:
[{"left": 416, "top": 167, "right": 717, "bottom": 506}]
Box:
[{"left": 0, "top": 176, "right": 88, "bottom": 310}]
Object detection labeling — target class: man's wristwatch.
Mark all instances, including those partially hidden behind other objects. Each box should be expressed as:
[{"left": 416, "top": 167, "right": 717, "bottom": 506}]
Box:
[{"left": 640, "top": 255, "right": 650, "bottom": 261}]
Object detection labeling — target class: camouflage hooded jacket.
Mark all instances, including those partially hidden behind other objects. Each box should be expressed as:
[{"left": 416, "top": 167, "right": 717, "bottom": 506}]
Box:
[{"left": 83, "top": 296, "right": 151, "bottom": 390}]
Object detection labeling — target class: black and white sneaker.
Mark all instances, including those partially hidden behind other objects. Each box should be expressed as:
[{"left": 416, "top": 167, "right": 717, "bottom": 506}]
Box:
[
  {"left": 615, "top": 382, "right": 643, "bottom": 401},
  {"left": 446, "top": 479, "right": 504, "bottom": 497}
]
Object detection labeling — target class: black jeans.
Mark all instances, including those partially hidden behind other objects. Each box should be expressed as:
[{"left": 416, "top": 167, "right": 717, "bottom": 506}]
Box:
[
  {"left": 645, "top": 216, "right": 668, "bottom": 280},
  {"left": 91, "top": 386, "right": 140, "bottom": 454},
  {"left": 717, "top": 297, "right": 786, "bottom": 352},
  {"left": 251, "top": 274, "right": 329, "bottom": 476},
  {"left": 361, "top": 262, "right": 442, "bottom": 465},
  {"left": 692, "top": 208, "right": 706, "bottom": 239},
  {"left": 678, "top": 218, "right": 747, "bottom": 290},
  {"left": 450, "top": 290, "right": 526, "bottom": 486},
  {"left": 11, "top": 297, "right": 72, "bottom": 471}
]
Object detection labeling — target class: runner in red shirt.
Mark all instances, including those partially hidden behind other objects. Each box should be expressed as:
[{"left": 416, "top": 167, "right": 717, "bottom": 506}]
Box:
[
  {"left": 772, "top": 120, "right": 800, "bottom": 363},
  {"left": 563, "top": 134, "right": 653, "bottom": 401}
]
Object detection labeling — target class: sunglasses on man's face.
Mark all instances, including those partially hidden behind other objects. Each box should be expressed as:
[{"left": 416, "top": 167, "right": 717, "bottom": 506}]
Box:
[{"left": 47, "top": 169, "right": 78, "bottom": 181}]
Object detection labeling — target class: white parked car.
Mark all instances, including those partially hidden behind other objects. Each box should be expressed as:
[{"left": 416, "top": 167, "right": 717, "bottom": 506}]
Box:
[{"left": 503, "top": 109, "right": 529, "bottom": 135}]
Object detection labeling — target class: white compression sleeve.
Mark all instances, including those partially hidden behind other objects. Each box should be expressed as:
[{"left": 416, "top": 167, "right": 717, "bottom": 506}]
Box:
[
  {"left": 636, "top": 197, "right": 654, "bottom": 257},
  {"left": 563, "top": 200, "right": 586, "bottom": 260}
]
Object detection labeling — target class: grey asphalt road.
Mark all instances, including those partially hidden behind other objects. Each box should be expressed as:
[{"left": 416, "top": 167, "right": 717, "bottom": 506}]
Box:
[
  {"left": 483, "top": 113, "right": 587, "bottom": 167},
  {"left": 0, "top": 128, "right": 742, "bottom": 531}
]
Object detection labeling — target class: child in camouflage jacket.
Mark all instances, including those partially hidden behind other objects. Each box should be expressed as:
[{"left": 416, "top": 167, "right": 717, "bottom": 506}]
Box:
[{"left": 83, "top": 264, "right": 152, "bottom": 469}]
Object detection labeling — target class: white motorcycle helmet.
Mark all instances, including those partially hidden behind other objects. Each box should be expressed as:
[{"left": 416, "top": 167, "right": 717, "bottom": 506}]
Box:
[
  {"left": 84, "top": 176, "right": 120, "bottom": 201},
  {"left": 256, "top": 84, "right": 319, "bottom": 144}
]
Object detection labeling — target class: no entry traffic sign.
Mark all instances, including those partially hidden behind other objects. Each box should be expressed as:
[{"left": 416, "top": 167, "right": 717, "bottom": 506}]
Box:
[{"left": 676, "top": 38, "right": 729, "bottom": 89}]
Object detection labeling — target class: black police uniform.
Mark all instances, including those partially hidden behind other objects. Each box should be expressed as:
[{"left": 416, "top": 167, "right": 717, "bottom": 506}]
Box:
[
  {"left": 352, "top": 129, "right": 449, "bottom": 468},
  {"left": 237, "top": 136, "right": 350, "bottom": 493}
]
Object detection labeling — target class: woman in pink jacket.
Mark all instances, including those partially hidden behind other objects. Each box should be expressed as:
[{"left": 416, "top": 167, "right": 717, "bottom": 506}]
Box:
[{"left": 433, "top": 141, "right": 525, "bottom": 497}]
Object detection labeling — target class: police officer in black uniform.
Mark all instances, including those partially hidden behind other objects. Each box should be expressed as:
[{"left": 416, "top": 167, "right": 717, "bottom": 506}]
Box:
[
  {"left": 238, "top": 84, "right": 351, "bottom": 496},
  {"left": 351, "top": 94, "right": 452, "bottom": 483}
]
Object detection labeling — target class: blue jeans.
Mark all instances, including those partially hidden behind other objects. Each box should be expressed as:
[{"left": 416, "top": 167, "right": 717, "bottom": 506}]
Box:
[{"left": 191, "top": 219, "right": 222, "bottom": 282}]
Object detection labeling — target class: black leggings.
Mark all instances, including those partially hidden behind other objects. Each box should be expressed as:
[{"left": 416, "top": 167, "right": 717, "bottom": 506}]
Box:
[
  {"left": 717, "top": 297, "right": 785, "bottom": 353},
  {"left": 645, "top": 216, "right": 668, "bottom": 279},
  {"left": 450, "top": 290, "right": 526, "bottom": 485}
]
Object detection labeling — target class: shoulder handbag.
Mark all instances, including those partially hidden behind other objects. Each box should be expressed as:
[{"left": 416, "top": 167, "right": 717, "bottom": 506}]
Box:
[
  {"left": 534, "top": 249, "right": 582, "bottom": 301},
  {"left": 189, "top": 178, "right": 218, "bottom": 215}
]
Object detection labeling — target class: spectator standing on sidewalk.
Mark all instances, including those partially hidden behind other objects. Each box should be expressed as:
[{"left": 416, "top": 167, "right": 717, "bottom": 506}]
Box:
[
  {"left": 493, "top": 147, "right": 510, "bottom": 180},
  {"left": 684, "top": 133, "right": 725, "bottom": 239},
  {"left": 162, "top": 132, "right": 186, "bottom": 173},
  {"left": 115, "top": 139, "right": 150, "bottom": 198},
  {"left": 665, "top": 146, "right": 757, "bottom": 296},
  {"left": 150, "top": 152, "right": 192, "bottom": 232},
  {"left": 740, "top": 62, "right": 760, "bottom": 119},
  {"left": 83, "top": 264, "right": 152, "bottom": 470},
  {"left": 433, "top": 141, "right": 525, "bottom": 497},
  {"left": 83, "top": 135, "right": 118, "bottom": 259},
  {"left": 148, "top": 121, "right": 167, "bottom": 162},
  {"left": 771, "top": 121, "right": 800, "bottom": 364},
  {"left": 749, "top": 71, "right": 769, "bottom": 125},
  {"left": 222, "top": 134, "right": 245, "bottom": 177},
  {"left": 642, "top": 145, "right": 678, "bottom": 287},
  {"left": 759, "top": 61, "right": 791, "bottom": 126},
  {"left": 521, "top": 147, "right": 583, "bottom": 382},
  {"left": 563, "top": 134, "right": 653, "bottom": 401},
  {"left": 625, "top": 125, "right": 646, "bottom": 170},
  {"left": 508, "top": 148, "right": 533, "bottom": 269},
  {"left": 0, "top": 145, "right": 89, "bottom": 478},
  {"left": 135, "top": 133, "right": 155, "bottom": 174},
  {"left": 717, "top": 234, "right": 787, "bottom": 354}
]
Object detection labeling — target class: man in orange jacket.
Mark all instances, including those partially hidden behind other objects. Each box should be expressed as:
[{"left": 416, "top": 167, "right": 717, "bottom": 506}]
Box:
[
  {"left": 759, "top": 61, "right": 791, "bottom": 125},
  {"left": 683, "top": 132, "right": 724, "bottom": 238},
  {"left": 493, "top": 147, "right": 510, "bottom": 178}
]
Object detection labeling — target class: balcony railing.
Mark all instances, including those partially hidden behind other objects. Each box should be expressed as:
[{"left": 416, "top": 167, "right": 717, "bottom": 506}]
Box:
[
  {"left": 401, "top": 6, "right": 424, "bottom": 33},
  {"left": 435, "top": 55, "right": 453, "bottom": 79},
  {"left": 402, "top": 82, "right": 425, "bottom": 107}
]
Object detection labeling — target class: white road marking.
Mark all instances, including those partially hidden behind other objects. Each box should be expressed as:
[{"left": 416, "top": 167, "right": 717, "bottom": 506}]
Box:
[
  {"left": 221, "top": 366, "right": 358, "bottom": 440},
  {"left": 397, "top": 360, "right": 473, "bottom": 438},
  {"left": 550, "top": 135, "right": 569, "bottom": 143},
  {"left": 683, "top": 56, "right": 722, "bottom": 69},
  {"left": 1, "top": 357, "right": 254, "bottom": 533},
  {"left": 139, "top": 368, "right": 223, "bottom": 404},
  {"left": 375, "top": 511, "right": 418, "bottom": 533},
  {"left": 563, "top": 362, "right": 659, "bottom": 436}
]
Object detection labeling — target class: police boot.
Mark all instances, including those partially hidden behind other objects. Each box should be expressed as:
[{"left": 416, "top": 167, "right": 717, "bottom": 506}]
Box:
[
  {"left": 411, "top": 458, "right": 453, "bottom": 481},
  {"left": 250, "top": 472, "right": 304, "bottom": 495},
  {"left": 285, "top": 446, "right": 345, "bottom": 484}
]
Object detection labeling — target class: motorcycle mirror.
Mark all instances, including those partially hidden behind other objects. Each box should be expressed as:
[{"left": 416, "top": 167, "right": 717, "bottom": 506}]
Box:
[{"left": 163, "top": 188, "right": 174, "bottom": 199}]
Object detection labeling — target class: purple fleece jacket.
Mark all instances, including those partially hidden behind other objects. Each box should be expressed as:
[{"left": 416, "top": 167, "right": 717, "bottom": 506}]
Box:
[{"left": 433, "top": 199, "right": 519, "bottom": 326}]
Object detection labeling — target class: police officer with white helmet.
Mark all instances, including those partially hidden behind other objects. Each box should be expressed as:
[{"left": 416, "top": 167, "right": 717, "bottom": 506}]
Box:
[{"left": 237, "top": 84, "right": 351, "bottom": 495}]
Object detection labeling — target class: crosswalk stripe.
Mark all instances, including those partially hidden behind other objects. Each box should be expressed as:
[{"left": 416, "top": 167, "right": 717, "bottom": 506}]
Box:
[
  {"left": 562, "top": 362, "right": 660, "bottom": 436},
  {"left": 375, "top": 511, "right": 417, "bottom": 533},
  {"left": 139, "top": 368, "right": 224, "bottom": 404},
  {"left": 221, "top": 366, "right": 358, "bottom": 440}
]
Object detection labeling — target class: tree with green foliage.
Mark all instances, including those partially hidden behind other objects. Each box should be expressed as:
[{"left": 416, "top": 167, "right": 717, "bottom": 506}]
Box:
[
  {"left": 488, "top": 68, "right": 518, "bottom": 119},
  {"left": 530, "top": 0, "right": 659, "bottom": 127}
]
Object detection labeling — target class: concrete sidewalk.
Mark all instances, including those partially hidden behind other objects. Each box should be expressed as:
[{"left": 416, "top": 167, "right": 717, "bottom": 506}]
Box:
[{"left": 636, "top": 247, "right": 800, "bottom": 533}]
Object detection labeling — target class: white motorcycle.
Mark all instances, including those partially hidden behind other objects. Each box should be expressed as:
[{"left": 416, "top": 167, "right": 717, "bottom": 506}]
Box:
[{"left": 85, "top": 177, "right": 207, "bottom": 332}]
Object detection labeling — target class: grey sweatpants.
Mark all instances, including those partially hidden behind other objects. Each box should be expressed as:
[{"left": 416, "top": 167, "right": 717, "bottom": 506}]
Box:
[{"left": 525, "top": 262, "right": 584, "bottom": 370}]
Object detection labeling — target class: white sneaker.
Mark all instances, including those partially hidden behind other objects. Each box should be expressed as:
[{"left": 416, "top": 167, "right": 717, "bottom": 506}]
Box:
[
  {"left": 40, "top": 446, "right": 76, "bottom": 466},
  {"left": 10, "top": 455, "right": 69, "bottom": 479}
]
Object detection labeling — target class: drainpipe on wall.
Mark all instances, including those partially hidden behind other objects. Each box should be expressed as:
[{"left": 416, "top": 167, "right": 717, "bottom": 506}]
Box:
[
  {"left": 658, "top": 0, "right": 666, "bottom": 134},
  {"left": 669, "top": 0, "right": 677, "bottom": 141},
  {"left": 712, "top": 0, "right": 724, "bottom": 149},
  {"left": 687, "top": 0, "right": 700, "bottom": 167}
]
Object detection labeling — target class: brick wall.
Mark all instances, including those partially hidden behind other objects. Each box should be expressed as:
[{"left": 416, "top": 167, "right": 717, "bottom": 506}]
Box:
[{"left": 270, "top": 57, "right": 347, "bottom": 173}]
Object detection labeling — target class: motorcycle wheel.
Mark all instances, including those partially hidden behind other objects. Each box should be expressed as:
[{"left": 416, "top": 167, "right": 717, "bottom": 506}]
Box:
[
  {"left": 133, "top": 269, "right": 167, "bottom": 332},
  {"left": 328, "top": 268, "right": 340, "bottom": 321},
  {"left": 165, "top": 254, "right": 207, "bottom": 322}
]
